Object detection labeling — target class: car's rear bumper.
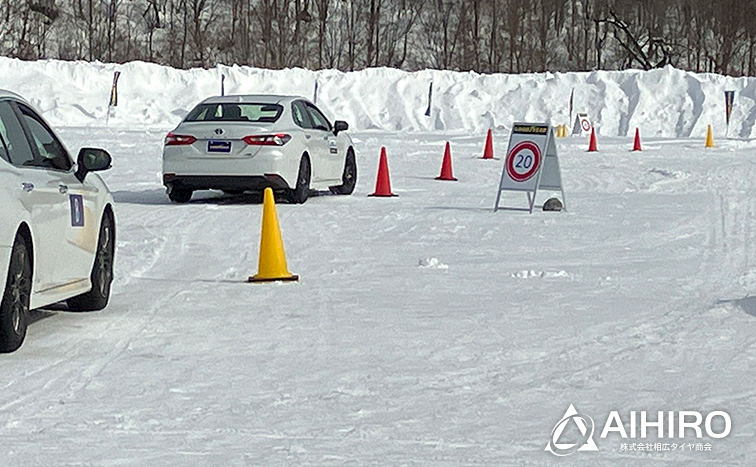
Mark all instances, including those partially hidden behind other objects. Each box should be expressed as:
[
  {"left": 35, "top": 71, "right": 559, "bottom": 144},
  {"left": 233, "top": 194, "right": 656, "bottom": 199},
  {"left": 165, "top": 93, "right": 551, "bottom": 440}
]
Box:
[{"left": 163, "top": 174, "right": 291, "bottom": 192}]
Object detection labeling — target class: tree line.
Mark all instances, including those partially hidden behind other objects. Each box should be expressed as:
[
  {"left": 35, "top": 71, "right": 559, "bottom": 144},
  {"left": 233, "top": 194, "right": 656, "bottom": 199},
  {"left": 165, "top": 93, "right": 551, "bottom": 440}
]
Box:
[{"left": 2, "top": 0, "right": 755, "bottom": 76}]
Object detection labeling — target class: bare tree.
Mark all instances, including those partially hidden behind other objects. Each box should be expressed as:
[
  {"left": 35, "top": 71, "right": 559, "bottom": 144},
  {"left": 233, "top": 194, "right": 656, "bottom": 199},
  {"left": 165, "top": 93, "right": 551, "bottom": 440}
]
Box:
[{"left": 0, "top": 0, "right": 755, "bottom": 77}]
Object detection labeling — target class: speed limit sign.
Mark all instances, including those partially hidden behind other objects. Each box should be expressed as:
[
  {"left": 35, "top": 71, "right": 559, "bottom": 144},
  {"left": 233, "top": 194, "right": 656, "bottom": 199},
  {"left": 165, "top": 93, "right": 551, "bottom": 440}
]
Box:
[
  {"left": 506, "top": 141, "right": 542, "bottom": 182},
  {"left": 572, "top": 113, "right": 592, "bottom": 136},
  {"left": 494, "top": 123, "right": 566, "bottom": 213}
]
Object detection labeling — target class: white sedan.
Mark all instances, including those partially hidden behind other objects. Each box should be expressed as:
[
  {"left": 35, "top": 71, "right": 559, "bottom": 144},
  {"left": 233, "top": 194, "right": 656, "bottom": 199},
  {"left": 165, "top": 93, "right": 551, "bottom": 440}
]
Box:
[
  {"left": 0, "top": 90, "right": 115, "bottom": 352},
  {"left": 162, "top": 95, "right": 357, "bottom": 203}
]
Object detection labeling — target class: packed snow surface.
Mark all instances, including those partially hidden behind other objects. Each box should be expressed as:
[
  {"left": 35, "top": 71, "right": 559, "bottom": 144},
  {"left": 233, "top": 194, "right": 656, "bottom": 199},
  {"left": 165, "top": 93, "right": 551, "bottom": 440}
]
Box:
[{"left": 0, "top": 59, "right": 755, "bottom": 465}]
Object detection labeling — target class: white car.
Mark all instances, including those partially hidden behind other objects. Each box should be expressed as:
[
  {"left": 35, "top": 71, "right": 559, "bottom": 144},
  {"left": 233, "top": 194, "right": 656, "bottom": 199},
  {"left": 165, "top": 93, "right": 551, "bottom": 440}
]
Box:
[
  {"left": 162, "top": 95, "right": 357, "bottom": 203},
  {"left": 0, "top": 90, "right": 115, "bottom": 353}
]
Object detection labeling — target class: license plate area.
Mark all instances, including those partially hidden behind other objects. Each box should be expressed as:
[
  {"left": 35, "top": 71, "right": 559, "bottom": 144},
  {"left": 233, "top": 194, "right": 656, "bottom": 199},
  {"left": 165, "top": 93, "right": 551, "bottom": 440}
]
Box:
[{"left": 207, "top": 140, "right": 232, "bottom": 153}]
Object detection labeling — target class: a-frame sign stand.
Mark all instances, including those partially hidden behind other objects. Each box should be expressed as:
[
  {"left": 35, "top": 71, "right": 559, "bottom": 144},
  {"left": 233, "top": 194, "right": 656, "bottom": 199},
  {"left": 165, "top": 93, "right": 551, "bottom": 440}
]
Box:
[{"left": 494, "top": 123, "right": 567, "bottom": 213}]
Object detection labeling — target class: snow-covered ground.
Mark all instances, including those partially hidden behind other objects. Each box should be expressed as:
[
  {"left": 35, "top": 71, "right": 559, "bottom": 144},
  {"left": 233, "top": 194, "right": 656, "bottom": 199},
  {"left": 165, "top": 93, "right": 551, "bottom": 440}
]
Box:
[{"left": 1, "top": 59, "right": 756, "bottom": 465}]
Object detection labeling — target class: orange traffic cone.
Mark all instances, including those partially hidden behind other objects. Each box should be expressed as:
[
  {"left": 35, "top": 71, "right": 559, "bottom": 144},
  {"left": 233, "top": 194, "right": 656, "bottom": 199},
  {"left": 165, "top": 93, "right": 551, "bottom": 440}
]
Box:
[
  {"left": 588, "top": 128, "right": 598, "bottom": 152},
  {"left": 633, "top": 128, "right": 642, "bottom": 151},
  {"left": 369, "top": 147, "right": 397, "bottom": 197},
  {"left": 248, "top": 187, "right": 298, "bottom": 283},
  {"left": 436, "top": 142, "right": 457, "bottom": 181},
  {"left": 481, "top": 129, "right": 494, "bottom": 159}
]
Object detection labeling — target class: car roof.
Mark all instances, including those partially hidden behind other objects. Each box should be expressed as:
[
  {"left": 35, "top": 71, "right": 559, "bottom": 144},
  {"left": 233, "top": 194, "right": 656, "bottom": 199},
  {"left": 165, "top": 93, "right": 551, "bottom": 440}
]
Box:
[
  {"left": 0, "top": 89, "right": 30, "bottom": 104},
  {"left": 200, "top": 95, "right": 307, "bottom": 105}
]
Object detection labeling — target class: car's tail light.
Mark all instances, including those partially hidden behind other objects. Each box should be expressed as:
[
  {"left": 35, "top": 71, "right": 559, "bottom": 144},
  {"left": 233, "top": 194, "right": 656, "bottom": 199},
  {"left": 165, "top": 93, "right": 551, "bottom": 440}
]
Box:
[
  {"left": 242, "top": 134, "right": 291, "bottom": 146},
  {"left": 165, "top": 133, "right": 197, "bottom": 146}
]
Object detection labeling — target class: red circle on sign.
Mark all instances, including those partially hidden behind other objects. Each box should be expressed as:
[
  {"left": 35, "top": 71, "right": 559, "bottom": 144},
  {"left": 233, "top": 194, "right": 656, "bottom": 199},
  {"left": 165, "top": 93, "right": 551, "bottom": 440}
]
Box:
[
  {"left": 581, "top": 119, "right": 591, "bottom": 131},
  {"left": 506, "top": 141, "right": 542, "bottom": 182}
]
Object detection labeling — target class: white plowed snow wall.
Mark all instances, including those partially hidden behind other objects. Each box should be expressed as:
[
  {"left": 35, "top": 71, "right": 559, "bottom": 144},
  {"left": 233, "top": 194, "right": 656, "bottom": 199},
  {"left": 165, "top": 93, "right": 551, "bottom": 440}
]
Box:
[{"left": 3, "top": 57, "right": 756, "bottom": 138}]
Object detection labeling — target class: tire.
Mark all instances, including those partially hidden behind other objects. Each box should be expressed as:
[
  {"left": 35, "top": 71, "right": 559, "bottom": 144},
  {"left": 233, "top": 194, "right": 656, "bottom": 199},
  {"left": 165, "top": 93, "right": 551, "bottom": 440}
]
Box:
[
  {"left": 167, "top": 186, "right": 192, "bottom": 203},
  {"left": 333, "top": 149, "right": 357, "bottom": 195},
  {"left": 68, "top": 213, "right": 115, "bottom": 312},
  {"left": 289, "top": 155, "right": 311, "bottom": 204},
  {"left": 0, "top": 235, "right": 32, "bottom": 353}
]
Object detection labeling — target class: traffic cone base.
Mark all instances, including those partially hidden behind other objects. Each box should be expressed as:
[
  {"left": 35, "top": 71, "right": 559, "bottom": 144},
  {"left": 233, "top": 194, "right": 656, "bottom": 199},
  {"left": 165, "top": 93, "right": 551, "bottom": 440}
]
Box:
[
  {"left": 481, "top": 129, "right": 494, "bottom": 159},
  {"left": 249, "top": 274, "right": 299, "bottom": 283},
  {"left": 247, "top": 187, "right": 298, "bottom": 283},
  {"left": 436, "top": 142, "right": 457, "bottom": 181},
  {"left": 370, "top": 147, "right": 397, "bottom": 196}
]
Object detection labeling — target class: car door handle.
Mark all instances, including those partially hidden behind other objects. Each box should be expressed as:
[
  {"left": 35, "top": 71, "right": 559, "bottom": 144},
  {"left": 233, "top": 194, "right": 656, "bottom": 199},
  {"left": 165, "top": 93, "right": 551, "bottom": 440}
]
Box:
[
  {"left": 21, "top": 182, "right": 34, "bottom": 192},
  {"left": 305, "top": 134, "right": 311, "bottom": 139},
  {"left": 59, "top": 184, "right": 68, "bottom": 194}
]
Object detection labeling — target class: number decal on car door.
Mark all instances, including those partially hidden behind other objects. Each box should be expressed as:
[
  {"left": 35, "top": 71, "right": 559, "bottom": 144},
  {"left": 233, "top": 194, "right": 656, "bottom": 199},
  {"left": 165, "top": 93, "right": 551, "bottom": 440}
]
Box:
[{"left": 69, "top": 194, "right": 84, "bottom": 227}]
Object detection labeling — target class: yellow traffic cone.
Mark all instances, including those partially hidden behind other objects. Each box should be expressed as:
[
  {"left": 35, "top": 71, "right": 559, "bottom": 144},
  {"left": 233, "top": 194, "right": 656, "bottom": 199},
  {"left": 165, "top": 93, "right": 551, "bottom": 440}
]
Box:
[
  {"left": 705, "top": 124, "right": 715, "bottom": 148},
  {"left": 248, "top": 187, "right": 299, "bottom": 283}
]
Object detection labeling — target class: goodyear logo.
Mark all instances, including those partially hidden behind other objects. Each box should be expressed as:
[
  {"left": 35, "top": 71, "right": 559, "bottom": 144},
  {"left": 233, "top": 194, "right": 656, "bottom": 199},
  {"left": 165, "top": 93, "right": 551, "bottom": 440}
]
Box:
[{"left": 513, "top": 125, "right": 548, "bottom": 134}]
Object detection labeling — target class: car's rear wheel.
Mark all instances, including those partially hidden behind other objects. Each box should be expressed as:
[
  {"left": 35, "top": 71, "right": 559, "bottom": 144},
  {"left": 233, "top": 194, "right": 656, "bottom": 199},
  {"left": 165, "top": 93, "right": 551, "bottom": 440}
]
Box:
[
  {"left": 68, "top": 212, "right": 115, "bottom": 312},
  {"left": 0, "top": 235, "right": 31, "bottom": 353},
  {"left": 167, "top": 186, "right": 193, "bottom": 203},
  {"left": 289, "top": 155, "right": 311, "bottom": 204},
  {"left": 333, "top": 148, "right": 357, "bottom": 195}
]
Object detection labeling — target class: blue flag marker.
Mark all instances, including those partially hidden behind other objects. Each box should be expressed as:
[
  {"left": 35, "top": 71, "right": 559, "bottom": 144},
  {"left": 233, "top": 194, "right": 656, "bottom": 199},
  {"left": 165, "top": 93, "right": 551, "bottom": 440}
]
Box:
[
  {"left": 425, "top": 82, "right": 433, "bottom": 117},
  {"left": 314, "top": 81, "right": 319, "bottom": 104},
  {"left": 724, "top": 90, "right": 735, "bottom": 132}
]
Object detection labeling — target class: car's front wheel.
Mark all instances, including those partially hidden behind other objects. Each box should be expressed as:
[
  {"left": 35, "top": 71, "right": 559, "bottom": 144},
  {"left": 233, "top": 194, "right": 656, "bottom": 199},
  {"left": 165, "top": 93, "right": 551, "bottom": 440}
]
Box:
[
  {"left": 0, "top": 235, "right": 31, "bottom": 353},
  {"left": 332, "top": 148, "right": 357, "bottom": 195},
  {"left": 68, "top": 212, "right": 115, "bottom": 312},
  {"left": 289, "top": 155, "right": 311, "bottom": 204}
]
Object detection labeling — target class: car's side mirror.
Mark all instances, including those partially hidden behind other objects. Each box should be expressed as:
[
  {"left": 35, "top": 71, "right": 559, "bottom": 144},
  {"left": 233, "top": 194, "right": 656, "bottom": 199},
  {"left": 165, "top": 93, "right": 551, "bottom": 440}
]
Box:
[
  {"left": 75, "top": 147, "right": 112, "bottom": 182},
  {"left": 334, "top": 120, "right": 349, "bottom": 136}
]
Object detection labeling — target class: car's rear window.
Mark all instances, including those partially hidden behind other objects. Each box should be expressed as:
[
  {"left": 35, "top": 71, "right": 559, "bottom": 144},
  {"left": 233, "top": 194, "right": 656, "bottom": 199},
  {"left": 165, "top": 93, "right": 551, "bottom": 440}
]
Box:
[{"left": 184, "top": 103, "right": 283, "bottom": 123}]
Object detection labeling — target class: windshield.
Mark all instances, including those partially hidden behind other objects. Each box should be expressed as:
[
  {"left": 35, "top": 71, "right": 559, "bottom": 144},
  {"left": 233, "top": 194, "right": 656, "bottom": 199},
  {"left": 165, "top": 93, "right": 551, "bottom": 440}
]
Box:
[{"left": 184, "top": 103, "right": 283, "bottom": 123}]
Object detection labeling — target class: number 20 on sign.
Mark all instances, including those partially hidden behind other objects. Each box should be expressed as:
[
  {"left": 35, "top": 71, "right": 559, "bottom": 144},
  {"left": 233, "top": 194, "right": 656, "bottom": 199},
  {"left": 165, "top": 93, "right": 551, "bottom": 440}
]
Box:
[{"left": 506, "top": 141, "right": 542, "bottom": 182}]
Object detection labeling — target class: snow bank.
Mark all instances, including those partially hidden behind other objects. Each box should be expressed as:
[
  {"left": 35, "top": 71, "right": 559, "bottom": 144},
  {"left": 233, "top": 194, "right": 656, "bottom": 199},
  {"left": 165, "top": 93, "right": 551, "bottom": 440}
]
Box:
[{"left": 2, "top": 56, "right": 755, "bottom": 138}]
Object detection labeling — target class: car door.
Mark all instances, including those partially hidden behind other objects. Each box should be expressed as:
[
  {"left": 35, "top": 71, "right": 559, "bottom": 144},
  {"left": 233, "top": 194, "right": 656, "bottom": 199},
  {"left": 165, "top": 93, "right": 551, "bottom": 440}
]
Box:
[
  {"left": 0, "top": 100, "right": 68, "bottom": 293},
  {"left": 13, "top": 102, "right": 98, "bottom": 286},
  {"left": 304, "top": 102, "right": 342, "bottom": 183},
  {"left": 291, "top": 100, "right": 328, "bottom": 183}
]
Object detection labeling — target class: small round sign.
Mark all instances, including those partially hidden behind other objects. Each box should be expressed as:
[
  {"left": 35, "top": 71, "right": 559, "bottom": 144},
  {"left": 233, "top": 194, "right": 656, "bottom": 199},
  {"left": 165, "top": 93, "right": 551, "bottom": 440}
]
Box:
[
  {"left": 581, "top": 118, "right": 591, "bottom": 132},
  {"left": 505, "top": 141, "right": 542, "bottom": 182}
]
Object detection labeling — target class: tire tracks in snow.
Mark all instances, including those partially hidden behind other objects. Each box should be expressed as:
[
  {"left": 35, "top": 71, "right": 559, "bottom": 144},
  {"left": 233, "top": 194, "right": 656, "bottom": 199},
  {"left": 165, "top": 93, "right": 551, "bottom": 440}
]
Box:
[{"left": 505, "top": 154, "right": 756, "bottom": 407}]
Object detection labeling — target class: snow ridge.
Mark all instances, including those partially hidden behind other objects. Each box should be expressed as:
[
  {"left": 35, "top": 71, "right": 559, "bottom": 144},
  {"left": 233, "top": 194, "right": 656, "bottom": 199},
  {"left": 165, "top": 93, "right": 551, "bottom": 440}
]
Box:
[{"left": 1, "top": 57, "right": 754, "bottom": 138}]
